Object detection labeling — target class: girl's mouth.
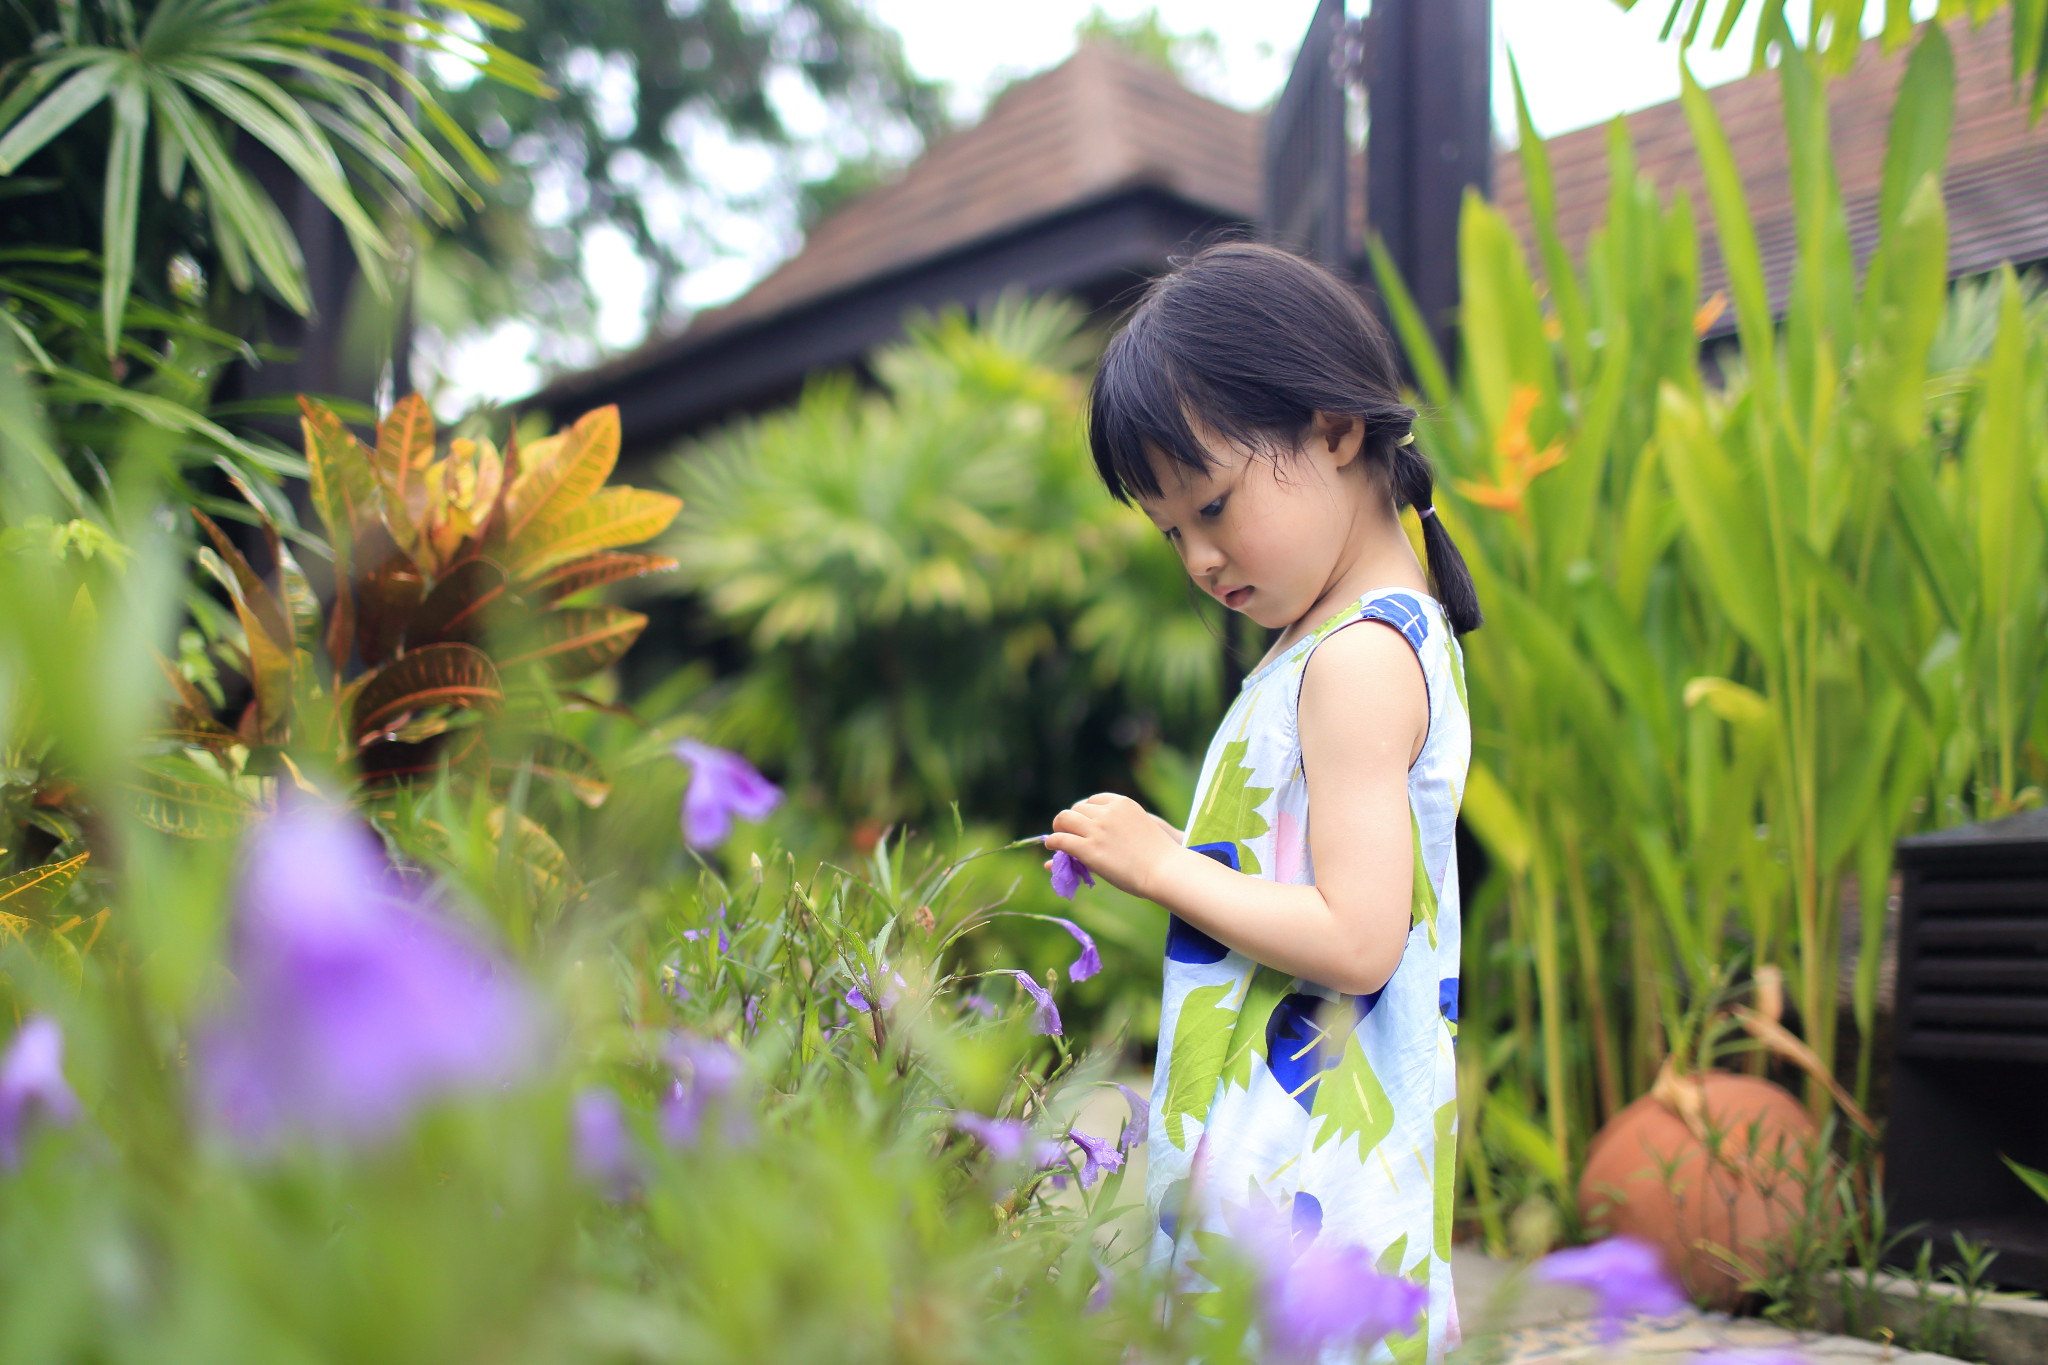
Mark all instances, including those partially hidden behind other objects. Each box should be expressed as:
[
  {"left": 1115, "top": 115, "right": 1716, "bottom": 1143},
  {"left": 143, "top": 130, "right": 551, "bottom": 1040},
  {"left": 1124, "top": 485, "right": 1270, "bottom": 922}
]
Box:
[{"left": 1222, "top": 585, "right": 1253, "bottom": 610}]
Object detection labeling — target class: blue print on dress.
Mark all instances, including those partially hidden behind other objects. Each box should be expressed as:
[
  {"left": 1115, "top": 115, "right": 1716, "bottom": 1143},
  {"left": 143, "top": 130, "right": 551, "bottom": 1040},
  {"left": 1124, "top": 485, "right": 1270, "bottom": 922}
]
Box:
[
  {"left": 1360, "top": 592, "right": 1430, "bottom": 651},
  {"left": 1291, "top": 1191, "right": 1323, "bottom": 1251},
  {"left": 1265, "top": 993, "right": 1336, "bottom": 1113},
  {"left": 1438, "top": 978, "right": 1459, "bottom": 1022},
  {"left": 1164, "top": 843, "right": 1239, "bottom": 963}
]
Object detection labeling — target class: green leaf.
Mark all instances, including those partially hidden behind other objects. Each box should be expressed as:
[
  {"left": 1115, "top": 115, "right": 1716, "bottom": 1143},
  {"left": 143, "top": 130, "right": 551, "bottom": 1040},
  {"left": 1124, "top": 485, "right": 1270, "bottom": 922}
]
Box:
[
  {"left": 0, "top": 63, "right": 114, "bottom": 172},
  {"left": 124, "top": 761, "right": 259, "bottom": 839},
  {"left": 509, "top": 487, "right": 683, "bottom": 578},
  {"left": 1681, "top": 62, "right": 1775, "bottom": 404},
  {"left": 505, "top": 404, "right": 621, "bottom": 534},
  {"left": 530, "top": 551, "right": 678, "bottom": 604},
  {"left": 99, "top": 76, "right": 148, "bottom": 357},
  {"left": 0, "top": 852, "right": 90, "bottom": 917},
  {"left": 350, "top": 642, "right": 502, "bottom": 741},
  {"left": 1878, "top": 24, "right": 1954, "bottom": 238},
  {"left": 500, "top": 605, "right": 647, "bottom": 680},
  {"left": 2005, "top": 1155, "right": 2048, "bottom": 1209},
  {"left": 1364, "top": 233, "right": 1453, "bottom": 409}
]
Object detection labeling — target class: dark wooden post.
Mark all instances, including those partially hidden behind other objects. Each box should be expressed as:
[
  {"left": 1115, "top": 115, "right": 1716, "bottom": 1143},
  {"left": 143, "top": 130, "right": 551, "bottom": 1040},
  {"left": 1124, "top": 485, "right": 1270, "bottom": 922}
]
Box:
[
  {"left": 1263, "top": 0, "right": 1352, "bottom": 272},
  {"left": 1362, "top": 0, "right": 1493, "bottom": 367}
]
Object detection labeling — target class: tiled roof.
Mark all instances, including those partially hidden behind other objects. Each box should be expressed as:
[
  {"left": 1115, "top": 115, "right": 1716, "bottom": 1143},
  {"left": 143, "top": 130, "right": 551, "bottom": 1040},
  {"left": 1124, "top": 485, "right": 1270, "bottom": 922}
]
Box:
[
  {"left": 1493, "top": 12, "right": 2048, "bottom": 326},
  {"left": 686, "top": 41, "right": 1262, "bottom": 338}
]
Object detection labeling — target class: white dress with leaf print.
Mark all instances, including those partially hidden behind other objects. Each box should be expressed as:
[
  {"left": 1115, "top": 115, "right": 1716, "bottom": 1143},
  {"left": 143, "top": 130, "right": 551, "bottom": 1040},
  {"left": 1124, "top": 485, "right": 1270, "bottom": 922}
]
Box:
[{"left": 1145, "top": 587, "right": 1470, "bottom": 1364}]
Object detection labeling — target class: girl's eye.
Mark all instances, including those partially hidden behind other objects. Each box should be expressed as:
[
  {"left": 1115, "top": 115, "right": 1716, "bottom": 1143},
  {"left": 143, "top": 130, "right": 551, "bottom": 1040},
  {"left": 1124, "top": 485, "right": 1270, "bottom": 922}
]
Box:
[
  {"left": 1198, "top": 498, "right": 1226, "bottom": 519},
  {"left": 1162, "top": 526, "right": 1181, "bottom": 542}
]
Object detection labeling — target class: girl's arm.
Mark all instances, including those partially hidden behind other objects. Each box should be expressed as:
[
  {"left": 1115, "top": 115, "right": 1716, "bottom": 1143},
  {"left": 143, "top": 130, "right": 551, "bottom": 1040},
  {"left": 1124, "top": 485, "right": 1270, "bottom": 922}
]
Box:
[{"left": 1045, "top": 621, "right": 1425, "bottom": 997}]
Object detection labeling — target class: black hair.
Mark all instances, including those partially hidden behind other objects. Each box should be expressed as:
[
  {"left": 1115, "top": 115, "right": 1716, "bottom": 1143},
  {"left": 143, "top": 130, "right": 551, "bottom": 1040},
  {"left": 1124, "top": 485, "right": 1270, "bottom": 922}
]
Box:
[{"left": 1086, "top": 241, "right": 1482, "bottom": 635}]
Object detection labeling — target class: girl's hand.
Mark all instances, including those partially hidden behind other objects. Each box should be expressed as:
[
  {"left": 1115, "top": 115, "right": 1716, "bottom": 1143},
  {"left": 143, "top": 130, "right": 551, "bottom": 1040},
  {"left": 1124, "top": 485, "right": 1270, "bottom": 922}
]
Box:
[{"left": 1046, "top": 794, "right": 1185, "bottom": 901}]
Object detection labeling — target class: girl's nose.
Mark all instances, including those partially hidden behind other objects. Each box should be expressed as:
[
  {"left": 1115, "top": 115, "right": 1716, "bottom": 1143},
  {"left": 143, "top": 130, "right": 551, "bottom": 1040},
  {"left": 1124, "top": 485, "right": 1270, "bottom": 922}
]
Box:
[{"left": 1181, "top": 533, "right": 1226, "bottom": 580}]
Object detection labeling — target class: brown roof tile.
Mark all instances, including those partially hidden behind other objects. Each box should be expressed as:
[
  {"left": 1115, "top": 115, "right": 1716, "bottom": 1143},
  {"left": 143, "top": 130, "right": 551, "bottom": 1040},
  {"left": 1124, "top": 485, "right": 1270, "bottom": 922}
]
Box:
[
  {"left": 1493, "top": 13, "right": 2048, "bottom": 324},
  {"left": 685, "top": 41, "right": 1262, "bottom": 337}
]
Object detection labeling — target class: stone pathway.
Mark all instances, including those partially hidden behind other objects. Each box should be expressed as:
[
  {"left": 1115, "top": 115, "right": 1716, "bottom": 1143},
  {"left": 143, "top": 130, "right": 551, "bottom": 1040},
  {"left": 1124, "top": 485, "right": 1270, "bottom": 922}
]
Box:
[{"left": 1453, "top": 1249, "right": 1973, "bottom": 1364}]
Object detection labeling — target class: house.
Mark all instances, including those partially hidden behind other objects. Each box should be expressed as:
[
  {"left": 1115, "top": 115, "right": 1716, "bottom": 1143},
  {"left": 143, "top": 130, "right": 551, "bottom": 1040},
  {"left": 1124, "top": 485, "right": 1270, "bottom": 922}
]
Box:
[
  {"left": 530, "top": 42, "right": 1262, "bottom": 462},
  {"left": 534, "top": 13, "right": 2048, "bottom": 461}
]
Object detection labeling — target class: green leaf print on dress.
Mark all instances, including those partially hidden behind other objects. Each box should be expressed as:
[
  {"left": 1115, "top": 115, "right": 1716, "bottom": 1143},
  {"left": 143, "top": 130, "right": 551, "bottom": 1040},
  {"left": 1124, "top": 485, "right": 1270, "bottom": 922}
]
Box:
[
  {"left": 1411, "top": 810, "right": 1439, "bottom": 948},
  {"left": 1433, "top": 1100, "right": 1457, "bottom": 1261},
  {"left": 1162, "top": 981, "right": 1238, "bottom": 1149},
  {"left": 1307, "top": 1029, "right": 1394, "bottom": 1157},
  {"left": 1186, "top": 737, "right": 1271, "bottom": 874},
  {"left": 1222, "top": 966, "right": 1293, "bottom": 1091}
]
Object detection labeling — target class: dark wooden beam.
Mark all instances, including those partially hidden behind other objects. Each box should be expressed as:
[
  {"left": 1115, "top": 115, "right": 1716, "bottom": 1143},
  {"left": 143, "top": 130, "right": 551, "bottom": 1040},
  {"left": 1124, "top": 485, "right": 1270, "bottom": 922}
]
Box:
[{"left": 1364, "top": 0, "right": 1493, "bottom": 367}]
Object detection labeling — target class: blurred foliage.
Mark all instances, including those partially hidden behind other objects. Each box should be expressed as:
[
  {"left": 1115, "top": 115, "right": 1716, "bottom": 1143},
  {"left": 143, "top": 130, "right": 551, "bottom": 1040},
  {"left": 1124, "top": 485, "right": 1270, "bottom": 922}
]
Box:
[
  {"left": 1620, "top": 0, "right": 2037, "bottom": 88},
  {"left": 0, "top": 335, "right": 1311, "bottom": 1358},
  {"left": 417, "top": 0, "right": 947, "bottom": 354},
  {"left": 1374, "top": 18, "right": 2048, "bottom": 1252},
  {"left": 660, "top": 295, "right": 1227, "bottom": 838}
]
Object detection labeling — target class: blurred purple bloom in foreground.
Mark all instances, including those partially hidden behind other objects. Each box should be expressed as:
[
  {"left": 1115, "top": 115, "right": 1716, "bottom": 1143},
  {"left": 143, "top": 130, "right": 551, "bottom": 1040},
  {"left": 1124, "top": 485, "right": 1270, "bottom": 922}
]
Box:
[
  {"left": 1535, "top": 1236, "right": 1688, "bottom": 1341},
  {"left": 1112, "top": 1082, "right": 1149, "bottom": 1152},
  {"left": 572, "top": 1087, "right": 638, "bottom": 1199},
  {"left": 196, "top": 802, "right": 538, "bottom": 1151},
  {"left": 660, "top": 1033, "right": 745, "bottom": 1147},
  {"left": 1067, "top": 1127, "right": 1122, "bottom": 1188},
  {"left": 673, "top": 740, "right": 782, "bottom": 849},
  {"left": 1690, "top": 1353, "right": 1808, "bottom": 1365},
  {"left": 0, "top": 1016, "right": 79, "bottom": 1168},
  {"left": 960, "top": 994, "right": 997, "bottom": 1019},
  {"left": 1046, "top": 916, "right": 1101, "bottom": 982},
  {"left": 1262, "top": 1243, "right": 1426, "bottom": 1362},
  {"left": 953, "top": 1112, "right": 1064, "bottom": 1166},
  {"left": 1047, "top": 849, "right": 1094, "bottom": 900},
  {"left": 1003, "top": 971, "right": 1062, "bottom": 1036},
  {"left": 1087, "top": 1257, "right": 1114, "bottom": 1313}
]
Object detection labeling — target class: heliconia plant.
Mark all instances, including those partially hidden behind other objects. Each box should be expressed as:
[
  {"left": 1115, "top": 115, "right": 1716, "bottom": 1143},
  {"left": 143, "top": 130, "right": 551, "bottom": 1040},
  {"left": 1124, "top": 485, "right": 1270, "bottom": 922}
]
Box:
[
  {"left": 140, "top": 394, "right": 681, "bottom": 843},
  {"left": 1373, "top": 14, "right": 2048, "bottom": 1244}
]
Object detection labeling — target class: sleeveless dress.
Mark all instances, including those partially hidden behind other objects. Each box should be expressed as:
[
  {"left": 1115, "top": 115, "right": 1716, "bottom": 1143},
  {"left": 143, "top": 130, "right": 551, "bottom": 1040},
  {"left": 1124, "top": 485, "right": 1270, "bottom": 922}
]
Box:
[{"left": 1145, "top": 587, "right": 1471, "bottom": 1365}]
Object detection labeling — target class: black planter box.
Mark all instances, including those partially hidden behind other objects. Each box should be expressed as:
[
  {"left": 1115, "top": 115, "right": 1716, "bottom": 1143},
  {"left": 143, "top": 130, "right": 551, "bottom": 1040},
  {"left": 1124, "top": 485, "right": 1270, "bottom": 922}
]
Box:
[{"left": 1885, "top": 808, "right": 2048, "bottom": 1291}]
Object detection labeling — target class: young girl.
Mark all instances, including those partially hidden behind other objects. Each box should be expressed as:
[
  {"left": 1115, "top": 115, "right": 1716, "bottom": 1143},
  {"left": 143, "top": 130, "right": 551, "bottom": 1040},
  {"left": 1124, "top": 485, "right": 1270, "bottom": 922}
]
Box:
[{"left": 1045, "top": 242, "right": 1480, "bottom": 1363}]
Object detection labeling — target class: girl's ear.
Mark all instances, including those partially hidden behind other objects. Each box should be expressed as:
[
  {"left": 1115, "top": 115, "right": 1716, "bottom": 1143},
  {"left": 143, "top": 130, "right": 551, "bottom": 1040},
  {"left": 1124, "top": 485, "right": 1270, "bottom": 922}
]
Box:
[{"left": 1311, "top": 411, "right": 1366, "bottom": 469}]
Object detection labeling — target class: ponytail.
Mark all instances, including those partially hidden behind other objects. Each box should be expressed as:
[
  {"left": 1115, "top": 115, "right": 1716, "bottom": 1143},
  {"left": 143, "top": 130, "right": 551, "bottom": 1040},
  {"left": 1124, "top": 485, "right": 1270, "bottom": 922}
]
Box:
[
  {"left": 1088, "top": 241, "right": 1486, "bottom": 635},
  {"left": 1391, "top": 437, "right": 1483, "bottom": 634}
]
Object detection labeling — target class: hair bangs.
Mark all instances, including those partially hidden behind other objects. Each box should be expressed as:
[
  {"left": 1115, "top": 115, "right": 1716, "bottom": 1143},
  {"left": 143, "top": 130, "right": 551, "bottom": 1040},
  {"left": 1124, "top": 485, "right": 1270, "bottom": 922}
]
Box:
[{"left": 1086, "top": 313, "right": 1222, "bottom": 505}]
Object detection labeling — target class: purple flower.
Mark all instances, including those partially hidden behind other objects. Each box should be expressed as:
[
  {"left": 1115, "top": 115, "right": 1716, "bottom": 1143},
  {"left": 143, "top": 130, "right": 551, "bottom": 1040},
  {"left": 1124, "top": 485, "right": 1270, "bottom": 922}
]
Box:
[
  {"left": 659, "top": 1033, "right": 744, "bottom": 1147},
  {"left": 959, "top": 994, "right": 997, "bottom": 1018},
  {"left": 1087, "top": 1257, "right": 1114, "bottom": 1313},
  {"left": 1262, "top": 1242, "right": 1427, "bottom": 1362},
  {"left": 1003, "top": 970, "right": 1062, "bottom": 1036},
  {"left": 1112, "top": 1082, "right": 1149, "bottom": 1152},
  {"left": 846, "top": 969, "right": 907, "bottom": 1013},
  {"left": 196, "top": 801, "right": 539, "bottom": 1151},
  {"left": 1046, "top": 916, "right": 1102, "bottom": 982},
  {"left": 1690, "top": 1354, "right": 1808, "bottom": 1365},
  {"left": 1067, "top": 1127, "right": 1123, "bottom": 1187},
  {"left": 571, "top": 1087, "right": 638, "bottom": 1199},
  {"left": 1048, "top": 849, "right": 1094, "bottom": 900},
  {"left": 1535, "top": 1236, "right": 1688, "bottom": 1341},
  {"left": 657, "top": 958, "right": 690, "bottom": 1003},
  {"left": 673, "top": 740, "right": 782, "bottom": 849},
  {"left": 954, "top": 1112, "right": 1064, "bottom": 1166},
  {"left": 743, "top": 994, "right": 761, "bottom": 1030},
  {"left": 0, "top": 1016, "right": 79, "bottom": 1168}
]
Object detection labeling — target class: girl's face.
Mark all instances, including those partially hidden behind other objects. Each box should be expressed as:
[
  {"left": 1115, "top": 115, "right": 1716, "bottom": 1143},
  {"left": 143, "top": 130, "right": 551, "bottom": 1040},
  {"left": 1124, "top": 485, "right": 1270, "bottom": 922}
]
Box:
[{"left": 1136, "top": 413, "right": 1377, "bottom": 633}]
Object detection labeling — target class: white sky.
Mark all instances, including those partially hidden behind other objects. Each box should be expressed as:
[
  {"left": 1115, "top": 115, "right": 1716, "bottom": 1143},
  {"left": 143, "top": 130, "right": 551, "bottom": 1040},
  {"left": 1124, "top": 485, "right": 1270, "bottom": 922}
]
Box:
[{"left": 430, "top": 0, "right": 1937, "bottom": 412}]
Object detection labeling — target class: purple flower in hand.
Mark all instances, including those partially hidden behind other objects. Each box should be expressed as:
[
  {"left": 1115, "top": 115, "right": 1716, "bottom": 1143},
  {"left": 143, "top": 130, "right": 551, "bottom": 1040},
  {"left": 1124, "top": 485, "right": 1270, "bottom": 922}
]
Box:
[
  {"left": 673, "top": 740, "right": 781, "bottom": 849},
  {"left": 196, "top": 801, "right": 539, "bottom": 1152},
  {"left": 572, "top": 1087, "right": 638, "bottom": 1199},
  {"left": 1535, "top": 1236, "right": 1688, "bottom": 1341},
  {"left": 1262, "top": 1243, "right": 1427, "bottom": 1362},
  {"left": 659, "top": 1033, "right": 745, "bottom": 1147},
  {"left": 1046, "top": 916, "right": 1101, "bottom": 982},
  {"left": 1048, "top": 849, "right": 1094, "bottom": 900},
  {"left": 1003, "top": 970, "right": 1062, "bottom": 1036},
  {"left": 1067, "top": 1127, "right": 1123, "bottom": 1187},
  {"left": 1112, "top": 1082, "right": 1149, "bottom": 1152},
  {"left": 0, "top": 1017, "right": 79, "bottom": 1168}
]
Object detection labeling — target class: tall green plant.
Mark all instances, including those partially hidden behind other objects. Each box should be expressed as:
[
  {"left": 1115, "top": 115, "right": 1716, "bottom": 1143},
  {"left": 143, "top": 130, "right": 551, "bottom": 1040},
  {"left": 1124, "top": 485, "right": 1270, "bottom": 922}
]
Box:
[
  {"left": 1377, "top": 20, "right": 2048, "bottom": 1231},
  {"left": 662, "top": 295, "right": 1224, "bottom": 833}
]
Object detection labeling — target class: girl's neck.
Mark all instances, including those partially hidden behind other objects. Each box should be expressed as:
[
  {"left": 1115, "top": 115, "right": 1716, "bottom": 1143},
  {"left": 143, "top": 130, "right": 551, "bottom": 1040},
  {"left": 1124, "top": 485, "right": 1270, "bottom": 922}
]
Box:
[{"left": 1263, "top": 493, "right": 1430, "bottom": 663}]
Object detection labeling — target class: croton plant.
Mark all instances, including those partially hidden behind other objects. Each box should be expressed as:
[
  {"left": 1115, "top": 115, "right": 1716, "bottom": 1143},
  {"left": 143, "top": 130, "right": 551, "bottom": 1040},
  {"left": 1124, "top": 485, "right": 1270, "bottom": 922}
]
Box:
[{"left": 138, "top": 396, "right": 680, "bottom": 846}]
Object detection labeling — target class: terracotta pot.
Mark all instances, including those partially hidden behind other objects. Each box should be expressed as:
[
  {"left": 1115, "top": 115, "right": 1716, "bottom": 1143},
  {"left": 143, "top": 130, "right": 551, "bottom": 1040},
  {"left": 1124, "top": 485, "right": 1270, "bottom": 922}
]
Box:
[{"left": 1577, "top": 1070, "right": 1820, "bottom": 1308}]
